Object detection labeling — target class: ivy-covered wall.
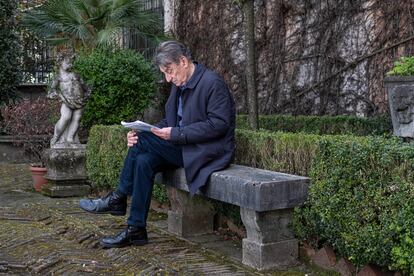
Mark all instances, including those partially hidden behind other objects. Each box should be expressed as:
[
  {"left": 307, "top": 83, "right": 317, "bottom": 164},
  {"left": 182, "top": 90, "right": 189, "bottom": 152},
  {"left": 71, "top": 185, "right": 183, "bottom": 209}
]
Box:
[{"left": 169, "top": 0, "right": 414, "bottom": 117}]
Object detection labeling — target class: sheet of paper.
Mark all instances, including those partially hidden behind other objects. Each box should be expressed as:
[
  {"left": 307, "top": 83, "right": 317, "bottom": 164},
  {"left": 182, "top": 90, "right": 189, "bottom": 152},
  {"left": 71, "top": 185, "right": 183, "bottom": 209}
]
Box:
[{"left": 121, "top": 120, "right": 160, "bottom": 132}]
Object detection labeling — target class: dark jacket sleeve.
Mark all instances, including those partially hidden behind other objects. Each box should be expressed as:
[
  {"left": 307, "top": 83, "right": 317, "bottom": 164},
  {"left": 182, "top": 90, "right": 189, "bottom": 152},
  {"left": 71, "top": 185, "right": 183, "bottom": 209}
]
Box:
[{"left": 170, "top": 80, "right": 233, "bottom": 145}]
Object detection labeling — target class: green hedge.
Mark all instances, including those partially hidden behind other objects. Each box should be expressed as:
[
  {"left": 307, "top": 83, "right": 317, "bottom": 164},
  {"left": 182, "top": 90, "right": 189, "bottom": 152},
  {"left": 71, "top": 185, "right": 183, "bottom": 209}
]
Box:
[
  {"left": 74, "top": 49, "right": 156, "bottom": 129},
  {"left": 294, "top": 136, "right": 414, "bottom": 272},
  {"left": 236, "top": 114, "right": 392, "bottom": 136},
  {"left": 235, "top": 129, "right": 326, "bottom": 176}
]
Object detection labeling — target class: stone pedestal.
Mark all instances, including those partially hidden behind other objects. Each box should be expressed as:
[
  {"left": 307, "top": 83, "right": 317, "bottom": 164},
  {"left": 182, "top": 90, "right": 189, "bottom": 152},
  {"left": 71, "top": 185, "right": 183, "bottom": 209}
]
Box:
[
  {"left": 241, "top": 208, "right": 298, "bottom": 270},
  {"left": 42, "top": 145, "right": 90, "bottom": 197},
  {"left": 167, "top": 186, "right": 214, "bottom": 237}
]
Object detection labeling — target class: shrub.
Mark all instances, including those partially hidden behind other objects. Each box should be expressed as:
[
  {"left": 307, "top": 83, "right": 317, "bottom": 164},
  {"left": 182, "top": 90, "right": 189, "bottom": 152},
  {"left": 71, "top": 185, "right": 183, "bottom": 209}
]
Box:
[
  {"left": 235, "top": 129, "right": 327, "bottom": 176},
  {"left": 0, "top": 98, "right": 59, "bottom": 165},
  {"left": 73, "top": 48, "right": 157, "bottom": 128},
  {"left": 294, "top": 136, "right": 414, "bottom": 272},
  {"left": 387, "top": 56, "right": 414, "bottom": 76},
  {"left": 0, "top": 0, "right": 21, "bottom": 106},
  {"left": 236, "top": 114, "right": 392, "bottom": 136}
]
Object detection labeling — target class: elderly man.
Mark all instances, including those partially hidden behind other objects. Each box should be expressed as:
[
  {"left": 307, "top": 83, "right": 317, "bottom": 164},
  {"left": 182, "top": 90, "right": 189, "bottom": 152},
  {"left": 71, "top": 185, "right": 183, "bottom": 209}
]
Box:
[{"left": 79, "top": 40, "right": 235, "bottom": 248}]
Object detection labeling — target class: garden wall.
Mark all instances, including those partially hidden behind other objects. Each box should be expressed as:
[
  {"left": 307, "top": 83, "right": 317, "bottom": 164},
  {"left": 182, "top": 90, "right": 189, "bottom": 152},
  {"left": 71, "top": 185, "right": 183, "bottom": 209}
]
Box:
[{"left": 167, "top": 0, "right": 414, "bottom": 116}]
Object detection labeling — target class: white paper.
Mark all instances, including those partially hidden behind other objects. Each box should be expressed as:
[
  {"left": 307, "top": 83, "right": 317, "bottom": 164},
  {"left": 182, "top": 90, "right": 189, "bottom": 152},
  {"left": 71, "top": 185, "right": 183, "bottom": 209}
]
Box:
[{"left": 121, "top": 120, "right": 159, "bottom": 132}]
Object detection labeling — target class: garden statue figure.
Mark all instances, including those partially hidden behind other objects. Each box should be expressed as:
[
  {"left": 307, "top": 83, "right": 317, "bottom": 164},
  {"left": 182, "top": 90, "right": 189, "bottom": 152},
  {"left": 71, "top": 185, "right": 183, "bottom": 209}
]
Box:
[{"left": 48, "top": 55, "right": 90, "bottom": 147}]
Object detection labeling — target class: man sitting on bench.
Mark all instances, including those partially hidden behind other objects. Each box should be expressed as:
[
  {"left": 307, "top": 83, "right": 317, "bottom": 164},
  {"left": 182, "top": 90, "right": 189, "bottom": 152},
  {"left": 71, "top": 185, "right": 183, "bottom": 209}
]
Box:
[{"left": 79, "top": 40, "right": 236, "bottom": 248}]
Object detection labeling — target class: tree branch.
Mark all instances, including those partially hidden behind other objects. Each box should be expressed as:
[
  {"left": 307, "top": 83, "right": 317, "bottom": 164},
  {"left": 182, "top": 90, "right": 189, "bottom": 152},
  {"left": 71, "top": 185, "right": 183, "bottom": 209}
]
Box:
[{"left": 296, "top": 34, "right": 414, "bottom": 97}]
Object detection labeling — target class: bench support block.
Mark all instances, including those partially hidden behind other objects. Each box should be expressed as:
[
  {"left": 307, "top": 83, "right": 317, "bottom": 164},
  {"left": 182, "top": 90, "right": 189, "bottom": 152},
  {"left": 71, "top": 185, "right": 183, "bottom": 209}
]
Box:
[
  {"left": 241, "top": 208, "right": 298, "bottom": 270},
  {"left": 167, "top": 186, "right": 214, "bottom": 237}
]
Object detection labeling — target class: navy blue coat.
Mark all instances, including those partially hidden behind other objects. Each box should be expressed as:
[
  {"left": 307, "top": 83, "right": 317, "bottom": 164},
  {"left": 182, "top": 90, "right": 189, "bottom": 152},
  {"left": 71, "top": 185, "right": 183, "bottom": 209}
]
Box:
[{"left": 156, "top": 63, "right": 236, "bottom": 195}]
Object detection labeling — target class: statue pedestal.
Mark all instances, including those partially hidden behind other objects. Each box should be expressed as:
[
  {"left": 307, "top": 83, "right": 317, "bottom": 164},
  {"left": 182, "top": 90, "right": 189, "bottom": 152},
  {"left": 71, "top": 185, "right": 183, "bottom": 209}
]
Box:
[{"left": 42, "top": 145, "right": 90, "bottom": 197}]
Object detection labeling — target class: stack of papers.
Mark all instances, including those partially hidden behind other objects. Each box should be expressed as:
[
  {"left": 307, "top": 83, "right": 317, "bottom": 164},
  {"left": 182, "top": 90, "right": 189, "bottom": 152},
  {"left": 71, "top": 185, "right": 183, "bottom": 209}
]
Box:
[{"left": 121, "top": 120, "right": 159, "bottom": 132}]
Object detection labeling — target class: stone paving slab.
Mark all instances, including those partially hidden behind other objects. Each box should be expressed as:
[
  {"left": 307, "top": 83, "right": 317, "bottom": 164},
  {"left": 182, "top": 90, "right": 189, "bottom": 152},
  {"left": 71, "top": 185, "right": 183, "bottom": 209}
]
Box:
[{"left": 0, "top": 163, "right": 323, "bottom": 275}]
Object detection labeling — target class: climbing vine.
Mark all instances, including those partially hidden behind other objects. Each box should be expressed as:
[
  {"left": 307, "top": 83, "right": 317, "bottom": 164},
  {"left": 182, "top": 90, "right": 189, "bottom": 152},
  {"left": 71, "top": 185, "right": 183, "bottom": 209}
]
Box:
[{"left": 174, "top": 0, "right": 414, "bottom": 116}]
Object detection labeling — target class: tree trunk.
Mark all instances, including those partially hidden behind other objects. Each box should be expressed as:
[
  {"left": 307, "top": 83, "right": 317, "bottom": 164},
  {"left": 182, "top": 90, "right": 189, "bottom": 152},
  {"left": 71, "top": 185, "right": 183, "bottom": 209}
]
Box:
[{"left": 242, "top": 0, "right": 258, "bottom": 130}]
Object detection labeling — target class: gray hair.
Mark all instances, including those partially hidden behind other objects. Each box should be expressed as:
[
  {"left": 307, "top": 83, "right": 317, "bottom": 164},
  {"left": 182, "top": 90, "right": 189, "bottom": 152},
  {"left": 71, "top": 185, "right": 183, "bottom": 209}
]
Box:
[{"left": 154, "top": 41, "right": 192, "bottom": 67}]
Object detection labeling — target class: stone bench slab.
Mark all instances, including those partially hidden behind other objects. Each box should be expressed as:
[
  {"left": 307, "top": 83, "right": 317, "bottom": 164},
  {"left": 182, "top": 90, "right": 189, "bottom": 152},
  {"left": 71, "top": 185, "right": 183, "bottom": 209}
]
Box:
[{"left": 156, "top": 164, "right": 310, "bottom": 211}]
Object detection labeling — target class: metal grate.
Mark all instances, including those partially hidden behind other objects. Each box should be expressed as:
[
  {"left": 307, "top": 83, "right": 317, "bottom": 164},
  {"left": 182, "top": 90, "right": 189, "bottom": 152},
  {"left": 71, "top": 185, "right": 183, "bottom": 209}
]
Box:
[
  {"left": 20, "top": 32, "right": 55, "bottom": 84},
  {"left": 121, "top": 0, "right": 164, "bottom": 60}
]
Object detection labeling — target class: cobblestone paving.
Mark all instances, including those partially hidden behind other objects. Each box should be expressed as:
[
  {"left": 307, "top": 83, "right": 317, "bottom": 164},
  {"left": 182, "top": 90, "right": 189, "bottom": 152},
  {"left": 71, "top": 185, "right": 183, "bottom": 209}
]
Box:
[{"left": 0, "top": 163, "right": 314, "bottom": 275}]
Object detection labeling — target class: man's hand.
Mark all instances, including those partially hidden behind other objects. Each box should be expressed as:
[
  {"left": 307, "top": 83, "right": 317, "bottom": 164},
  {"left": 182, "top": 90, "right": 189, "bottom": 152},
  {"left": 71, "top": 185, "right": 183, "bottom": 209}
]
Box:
[
  {"left": 127, "top": 131, "right": 138, "bottom": 147},
  {"left": 151, "top": 127, "right": 172, "bottom": 140}
]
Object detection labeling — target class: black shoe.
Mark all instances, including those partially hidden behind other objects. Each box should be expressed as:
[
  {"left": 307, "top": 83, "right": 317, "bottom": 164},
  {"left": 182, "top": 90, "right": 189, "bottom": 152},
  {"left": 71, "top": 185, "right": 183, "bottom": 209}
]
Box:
[
  {"left": 79, "top": 191, "right": 127, "bottom": 216},
  {"left": 100, "top": 226, "right": 148, "bottom": 248}
]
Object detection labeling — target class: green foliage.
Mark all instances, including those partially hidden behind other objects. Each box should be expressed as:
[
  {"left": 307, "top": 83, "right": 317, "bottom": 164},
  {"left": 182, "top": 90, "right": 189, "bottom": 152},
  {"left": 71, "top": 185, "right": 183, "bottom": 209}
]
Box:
[
  {"left": 235, "top": 129, "right": 326, "bottom": 176},
  {"left": 86, "top": 125, "right": 128, "bottom": 189},
  {"left": 74, "top": 49, "right": 156, "bottom": 128},
  {"left": 237, "top": 114, "right": 392, "bottom": 136},
  {"left": 387, "top": 56, "right": 414, "bottom": 76},
  {"left": 0, "top": 0, "right": 21, "bottom": 105},
  {"left": 21, "top": 0, "right": 164, "bottom": 51},
  {"left": 294, "top": 136, "right": 414, "bottom": 272}
]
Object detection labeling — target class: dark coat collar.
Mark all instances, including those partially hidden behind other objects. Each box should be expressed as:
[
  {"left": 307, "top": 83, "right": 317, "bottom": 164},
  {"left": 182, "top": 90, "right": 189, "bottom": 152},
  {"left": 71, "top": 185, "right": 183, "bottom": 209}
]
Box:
[{"left": 184, "top": 62, "right": 206, "bottom": 90}]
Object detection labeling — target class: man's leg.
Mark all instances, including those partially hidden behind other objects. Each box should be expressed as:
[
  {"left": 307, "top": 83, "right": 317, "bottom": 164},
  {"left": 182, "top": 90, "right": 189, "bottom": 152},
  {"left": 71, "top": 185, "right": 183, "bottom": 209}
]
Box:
[
  {"left": 100, "top": 132, "right": 183, "bottom": 248},
  {"left": 80, "top": 131, "right": 182, "bottom": 215}
]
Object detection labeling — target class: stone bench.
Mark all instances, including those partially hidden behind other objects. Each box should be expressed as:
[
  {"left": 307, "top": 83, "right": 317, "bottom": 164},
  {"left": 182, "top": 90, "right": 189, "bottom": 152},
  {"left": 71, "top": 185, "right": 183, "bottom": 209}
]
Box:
[{"left": 156, "top": 164, "right": 310, "bottom": 271}]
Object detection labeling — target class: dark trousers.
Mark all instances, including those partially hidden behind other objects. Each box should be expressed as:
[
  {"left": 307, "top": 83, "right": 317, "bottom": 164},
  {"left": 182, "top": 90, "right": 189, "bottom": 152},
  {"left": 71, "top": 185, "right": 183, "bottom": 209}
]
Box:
[{"left": 117, "top": 132, "right": 183, "bottom": 227}]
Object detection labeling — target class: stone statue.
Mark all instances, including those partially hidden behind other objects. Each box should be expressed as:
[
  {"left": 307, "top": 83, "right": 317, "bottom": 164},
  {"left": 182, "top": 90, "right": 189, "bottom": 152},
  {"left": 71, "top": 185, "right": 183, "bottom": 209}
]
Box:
[
  {"left": 388, "top": 85, "right": 414, "bottom": 138},
  {"left": 48, "top": 55, "right": 90, "bottom": 148}
]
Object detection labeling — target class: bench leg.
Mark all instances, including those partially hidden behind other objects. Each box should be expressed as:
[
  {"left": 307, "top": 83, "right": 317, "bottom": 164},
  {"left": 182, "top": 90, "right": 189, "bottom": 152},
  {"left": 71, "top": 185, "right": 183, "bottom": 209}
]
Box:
[
  {"left": 166, "top": 186, "right": 215, "bottom": 237},
  {"left": 240, "top": 208, "right": 298, "bottom": 270}
]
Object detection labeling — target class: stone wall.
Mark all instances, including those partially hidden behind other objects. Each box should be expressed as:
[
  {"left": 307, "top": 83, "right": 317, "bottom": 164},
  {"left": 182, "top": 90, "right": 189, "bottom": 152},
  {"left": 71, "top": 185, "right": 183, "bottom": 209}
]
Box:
[{"left": 167, "top": 0, "right": 414, "bottom": 116}]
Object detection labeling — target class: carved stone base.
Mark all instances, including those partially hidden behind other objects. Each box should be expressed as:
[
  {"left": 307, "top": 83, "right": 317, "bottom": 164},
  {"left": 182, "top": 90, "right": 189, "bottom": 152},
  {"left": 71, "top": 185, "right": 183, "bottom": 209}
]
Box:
[
  {"left": 242, "top": 239, "right": 298, "bottom": 270},
  {"left": 43, "top": 146, "right": 90, "bottom": 197},
  {"left": 241, "top": 208, "right": 298, "bottom": 270},
  {"left": 167, "top": 186, "right": 214, "bottom": 237}
]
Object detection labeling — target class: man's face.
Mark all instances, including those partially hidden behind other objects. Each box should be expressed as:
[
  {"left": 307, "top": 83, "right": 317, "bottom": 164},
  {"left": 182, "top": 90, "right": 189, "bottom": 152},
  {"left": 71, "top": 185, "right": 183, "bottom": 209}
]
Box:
[{"left": 159, "top": 57, "right": 191, "bottom": 87}]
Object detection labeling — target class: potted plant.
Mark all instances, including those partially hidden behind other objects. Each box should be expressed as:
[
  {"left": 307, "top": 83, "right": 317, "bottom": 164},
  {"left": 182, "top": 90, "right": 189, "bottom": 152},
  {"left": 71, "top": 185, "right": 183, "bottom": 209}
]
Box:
[
  {"left": 0, "top": 97, "right": 59, "bottom": 191},
  {"left": 385, "top": 56, "right": 414, "bottom": 139}
]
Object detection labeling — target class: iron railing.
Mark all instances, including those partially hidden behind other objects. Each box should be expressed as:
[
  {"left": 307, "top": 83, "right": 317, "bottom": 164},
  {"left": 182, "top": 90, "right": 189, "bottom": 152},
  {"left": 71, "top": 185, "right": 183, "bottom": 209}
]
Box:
[{"left": 122, "top": 0, "right": 164, "bottom": 60}]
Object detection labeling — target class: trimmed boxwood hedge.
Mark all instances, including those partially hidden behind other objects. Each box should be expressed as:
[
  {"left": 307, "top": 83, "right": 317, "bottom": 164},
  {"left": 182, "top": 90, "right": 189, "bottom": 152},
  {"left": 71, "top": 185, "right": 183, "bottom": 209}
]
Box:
[
  {"left": 237, "top": 114, "right": 392, "bottom": 136},
  {"left": 294, "top": 136, "right": 414, "bottom": 272}
]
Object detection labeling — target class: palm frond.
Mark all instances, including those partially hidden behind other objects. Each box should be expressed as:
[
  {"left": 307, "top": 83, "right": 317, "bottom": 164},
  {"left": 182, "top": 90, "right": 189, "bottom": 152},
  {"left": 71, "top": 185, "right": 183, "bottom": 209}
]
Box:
[{"left": 21, "top": 0, "right": 164, "bottom": 51}]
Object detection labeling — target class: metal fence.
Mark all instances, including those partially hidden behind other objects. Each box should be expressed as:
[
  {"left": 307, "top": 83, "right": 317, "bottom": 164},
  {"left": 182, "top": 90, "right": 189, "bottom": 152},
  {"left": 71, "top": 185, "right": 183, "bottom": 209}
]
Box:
[
  {"left": 121, "top": 0, "right": 164, "bottom": 60},
  {"left": 20, "top": 33, "right": 55, "bottom": 84}
]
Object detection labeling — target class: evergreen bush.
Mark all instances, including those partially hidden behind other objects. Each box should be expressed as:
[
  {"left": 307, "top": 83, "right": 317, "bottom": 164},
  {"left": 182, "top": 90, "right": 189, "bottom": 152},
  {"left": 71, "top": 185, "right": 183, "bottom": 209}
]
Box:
[
  {"left": 0, "top": 0, "right": 21, "bottom": 106},
  {"left": 73, "top": 49, "right": 156, "bottom": 128},
  {"left": 294, "top": 136, "right": 414, "bottom": 272},
  {"left": 387, "top": 56, "right": 414, "bottom": 76},
  {"left": 237, "top": 114, "right": 392, "bottom": 136}
]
